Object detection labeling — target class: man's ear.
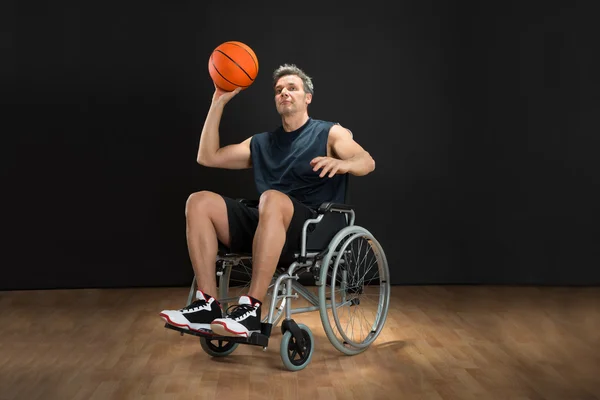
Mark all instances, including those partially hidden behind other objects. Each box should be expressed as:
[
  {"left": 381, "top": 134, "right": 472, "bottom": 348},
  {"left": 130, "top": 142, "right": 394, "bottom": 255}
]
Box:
[{"left": 305, "top": 93, "right": 312, "bottom": 105}]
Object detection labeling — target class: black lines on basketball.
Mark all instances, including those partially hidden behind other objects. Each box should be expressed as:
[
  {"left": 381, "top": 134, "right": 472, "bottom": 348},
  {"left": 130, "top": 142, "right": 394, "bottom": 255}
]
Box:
[
  {"left": 210, "top": 55, "right": 250, "bottom": 89},
  {"left": 224, "top": 41, "right": 259, "bottom": 75},
  {"left": 215, "top": 49, "right": 254, "bottom": 82}
]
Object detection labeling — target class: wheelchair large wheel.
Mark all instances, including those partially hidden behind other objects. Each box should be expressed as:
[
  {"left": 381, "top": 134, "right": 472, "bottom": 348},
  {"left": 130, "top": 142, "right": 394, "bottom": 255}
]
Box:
[
  {"left": 217, "top": 258, "right": 287, "bottom": 327},
  {"left": 318, "top": 226, "right": 391, "bottom": 355}
]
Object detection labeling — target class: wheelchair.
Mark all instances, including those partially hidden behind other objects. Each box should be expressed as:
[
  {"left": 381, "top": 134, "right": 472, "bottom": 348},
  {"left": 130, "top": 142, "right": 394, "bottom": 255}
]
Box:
[{"left": 164, "top": 192, "right": 391, "bottom": 371}]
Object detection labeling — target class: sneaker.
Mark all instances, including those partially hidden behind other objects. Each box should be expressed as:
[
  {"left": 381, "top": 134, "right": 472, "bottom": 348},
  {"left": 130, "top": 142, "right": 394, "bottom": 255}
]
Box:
[
  {"left": 159, "top": 290, "right": 222, "bottom": 333},
  {"left": 210, "top": 295, "right": 262, "bottom": 337}
]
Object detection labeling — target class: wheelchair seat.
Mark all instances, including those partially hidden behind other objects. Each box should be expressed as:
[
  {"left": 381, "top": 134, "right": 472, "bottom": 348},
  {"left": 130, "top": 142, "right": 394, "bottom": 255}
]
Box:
[{"left": 217, "top": 199, "right": 353, "bottom": 257}]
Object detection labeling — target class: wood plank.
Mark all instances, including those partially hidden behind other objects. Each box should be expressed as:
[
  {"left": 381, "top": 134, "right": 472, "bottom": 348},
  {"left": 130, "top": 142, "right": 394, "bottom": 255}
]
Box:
[{"left": 0, "top": 286, "right": 598, "bottom": 400}]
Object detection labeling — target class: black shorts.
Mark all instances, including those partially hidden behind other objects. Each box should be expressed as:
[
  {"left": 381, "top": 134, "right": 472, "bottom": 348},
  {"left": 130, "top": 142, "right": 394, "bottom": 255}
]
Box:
[{"left": 219, "top": 194, "right": 317, "bottom": 262}]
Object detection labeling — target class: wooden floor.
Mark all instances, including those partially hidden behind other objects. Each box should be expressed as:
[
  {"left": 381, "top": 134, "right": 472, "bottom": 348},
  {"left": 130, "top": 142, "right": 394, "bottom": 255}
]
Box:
[{"left": 0, "top": 285, "right": 598, "bottom": 400}]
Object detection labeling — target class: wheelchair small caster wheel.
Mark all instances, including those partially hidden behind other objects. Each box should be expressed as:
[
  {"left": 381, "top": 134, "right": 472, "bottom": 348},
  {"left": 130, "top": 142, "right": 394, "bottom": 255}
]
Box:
[
  {"left": 200, "top": 337, "right": 238, "bottom": 357},
  {"left": 280, "top": 323, "right": 314, "bottom": 371}
]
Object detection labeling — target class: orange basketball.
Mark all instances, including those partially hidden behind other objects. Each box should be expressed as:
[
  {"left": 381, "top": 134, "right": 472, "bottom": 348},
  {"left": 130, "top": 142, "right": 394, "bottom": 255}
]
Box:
[{"left": 208, "top": 41, "right": 259, "bottom": 92}]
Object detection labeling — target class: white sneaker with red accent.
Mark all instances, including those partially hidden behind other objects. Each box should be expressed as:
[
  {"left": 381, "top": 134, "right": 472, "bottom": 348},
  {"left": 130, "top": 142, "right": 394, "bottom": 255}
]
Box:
[
  {"left": 159, "top": 290, "right": 222, "bottom": 333},
  {"left": 210, "top": 295, "right": 262, "bottom": 337}
]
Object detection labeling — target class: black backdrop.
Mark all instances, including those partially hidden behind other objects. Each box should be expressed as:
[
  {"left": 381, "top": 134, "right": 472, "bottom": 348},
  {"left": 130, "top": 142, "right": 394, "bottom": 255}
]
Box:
[{"left": 3, "top": 1, "right": 599, "bottom": 290}]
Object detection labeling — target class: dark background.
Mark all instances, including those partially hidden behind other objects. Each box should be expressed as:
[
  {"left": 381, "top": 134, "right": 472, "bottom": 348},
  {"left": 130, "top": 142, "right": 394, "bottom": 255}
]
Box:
[{"left": 2, "top": 1, "right": 599, "bottom": 290}]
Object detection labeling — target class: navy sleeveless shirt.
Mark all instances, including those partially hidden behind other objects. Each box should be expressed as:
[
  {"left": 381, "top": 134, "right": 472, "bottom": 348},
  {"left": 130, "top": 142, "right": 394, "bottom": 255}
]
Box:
[{"left": 250, "top": 118, "right": 347, "bottom": 209}]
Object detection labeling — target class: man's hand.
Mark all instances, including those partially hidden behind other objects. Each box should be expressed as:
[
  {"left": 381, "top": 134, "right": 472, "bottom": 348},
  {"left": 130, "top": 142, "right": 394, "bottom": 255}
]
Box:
[
  {"left": 212, "top": 84, "right": 241, "bottom": 106},
  {"left": 310, "top": 157, "right": 349, "bottom": 178}
]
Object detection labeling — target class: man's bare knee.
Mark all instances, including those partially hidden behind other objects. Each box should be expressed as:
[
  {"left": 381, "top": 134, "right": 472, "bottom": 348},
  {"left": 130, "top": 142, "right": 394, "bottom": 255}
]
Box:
[
  {"left": 258, "top": 190, "right": 294, "bottom": 225},
  {"left": 185, "top": 191, "right": 230, "bottom": 246},
  {"left": 186, "top": 191, "right": 216, "bottom": 217}
]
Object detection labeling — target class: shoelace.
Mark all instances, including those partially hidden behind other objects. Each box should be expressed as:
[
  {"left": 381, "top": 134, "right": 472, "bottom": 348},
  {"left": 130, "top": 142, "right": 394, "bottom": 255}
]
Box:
[
  {"left": 180, "top": 299, "right": 207, "bottom": 311},
  {"left": 224, "top": 304, "right": 255, "bottom": 319}
]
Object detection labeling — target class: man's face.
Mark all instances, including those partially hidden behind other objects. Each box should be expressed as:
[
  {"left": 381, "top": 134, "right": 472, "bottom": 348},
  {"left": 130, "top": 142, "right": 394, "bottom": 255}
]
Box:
[{"left": 274, "top": 74, "right": 312, "bottom": 116}]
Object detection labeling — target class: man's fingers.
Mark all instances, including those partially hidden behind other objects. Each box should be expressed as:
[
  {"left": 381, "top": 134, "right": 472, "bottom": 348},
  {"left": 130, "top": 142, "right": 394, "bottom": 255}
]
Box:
[
  {"left": 317, "top": 162, "right": 329, "bottom": 177},
  {"left": 313, "top": 159, "right": 329, "bottom": 172},
  {"left": 320, "top": 162, "right": 339, "bottom": 178},
  {"left": 310, "top": 157, "right": 323, "bottom": 166},
  {"left": 314, "top": 159, "right": 345, "bottom": 178},
  {"left": 328, "top": 165, "right": 339, "bottom": 178},
  {"left": 320, "top": 166, "right": 331, "bottom": 178},
  {"left": 311, "top": 157, "right": 325, "bottom": 168},
  {"left": 228, "top": 88, "right": 241, "bottom": 98}
]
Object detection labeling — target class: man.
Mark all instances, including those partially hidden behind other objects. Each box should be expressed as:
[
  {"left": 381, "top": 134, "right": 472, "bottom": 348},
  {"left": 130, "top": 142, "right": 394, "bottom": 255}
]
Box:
[{"left": 160, "top": 64, "right": 375, "bottom": 338}]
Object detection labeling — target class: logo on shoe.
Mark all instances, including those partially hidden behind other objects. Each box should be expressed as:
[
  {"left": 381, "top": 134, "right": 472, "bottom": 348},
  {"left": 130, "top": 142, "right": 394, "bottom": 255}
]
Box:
[
  {"left": 234, "top": 304, "right": 259, "bottom": 322},
  {"left": 182, "top": 297, "right": 214, "bottom": 314}
]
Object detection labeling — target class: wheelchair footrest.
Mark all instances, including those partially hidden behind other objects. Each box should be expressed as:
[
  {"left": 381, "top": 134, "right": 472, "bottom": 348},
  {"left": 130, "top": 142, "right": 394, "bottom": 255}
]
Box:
[
  {"left": 164, "top": 322, "right": 271, "bottom": 347},
  {"left": 208, "top": 332, "right": 269, "bottom": 347},
  {"left": 164, "top": 323, "right": 213, "bottom": 337}
]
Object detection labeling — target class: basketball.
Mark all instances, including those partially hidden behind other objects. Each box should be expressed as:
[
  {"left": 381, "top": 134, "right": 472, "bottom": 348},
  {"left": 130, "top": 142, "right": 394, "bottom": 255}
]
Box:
[{"left": 208, "top": 41, "right": 259, "bottom": 92}]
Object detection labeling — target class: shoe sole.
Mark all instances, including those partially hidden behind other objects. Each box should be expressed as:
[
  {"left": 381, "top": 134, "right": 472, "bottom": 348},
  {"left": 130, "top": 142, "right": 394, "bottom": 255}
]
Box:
[
  {"left": 160, "top": 313, "right": 213, "bottom": 335},
  {"left": 210, "top": 321, "right": 254, "bottom": 338}
]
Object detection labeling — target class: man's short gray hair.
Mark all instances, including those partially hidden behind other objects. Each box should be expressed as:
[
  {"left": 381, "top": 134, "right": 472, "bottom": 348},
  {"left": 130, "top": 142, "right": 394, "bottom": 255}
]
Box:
[{"left": 272, "top": 64, "right": 314, "bottom": 95}]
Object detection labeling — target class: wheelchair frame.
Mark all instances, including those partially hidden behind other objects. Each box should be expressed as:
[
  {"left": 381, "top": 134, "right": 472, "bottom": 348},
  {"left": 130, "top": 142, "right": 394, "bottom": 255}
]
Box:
[{"left": 165, "top": 201, "right": 391, "bottom": 371}]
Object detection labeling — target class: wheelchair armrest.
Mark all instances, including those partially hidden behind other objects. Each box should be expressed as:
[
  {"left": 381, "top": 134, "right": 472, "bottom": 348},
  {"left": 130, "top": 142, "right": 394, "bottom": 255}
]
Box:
[
  {"left": 237, "top": 198, "right": 259, "bottom": 208},
  {"left": 317, "top": 202, "right": 354, "bottom": 214}
]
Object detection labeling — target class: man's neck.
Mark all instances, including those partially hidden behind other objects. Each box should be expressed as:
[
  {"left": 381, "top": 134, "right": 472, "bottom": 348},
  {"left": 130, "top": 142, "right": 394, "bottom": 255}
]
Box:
[{"left": 281, "top": 113, "right": 309, "bottom": 132}]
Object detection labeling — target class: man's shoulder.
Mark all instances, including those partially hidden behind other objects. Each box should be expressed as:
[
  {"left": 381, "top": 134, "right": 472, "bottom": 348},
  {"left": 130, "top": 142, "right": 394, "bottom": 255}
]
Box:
[
  {"left": 310, "top": 118, "right": 335, "bottom": 127},
  {"left": 311, "top": 119, "right": 353, "bottom": 139},
  {"left": 251, "top": 130, "right": 274, "bottom": 140},
  {"left": 307, "top": 119, "right": 338, "bottom": 136}
]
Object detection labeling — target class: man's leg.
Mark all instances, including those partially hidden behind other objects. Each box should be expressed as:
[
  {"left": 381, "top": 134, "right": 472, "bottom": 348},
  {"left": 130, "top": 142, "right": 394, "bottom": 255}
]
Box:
[
  {"left": 248, "top": 190, "right": 295, "bottom": 302},
  {"left": 210, "top": 190, "right": 295, "bottom": 337},
  {"left": 159, "top": 191, "right": 231, "bottom": 332},
  {"left": 185, "top": 191, "right": 231, "bottom": 298}
]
